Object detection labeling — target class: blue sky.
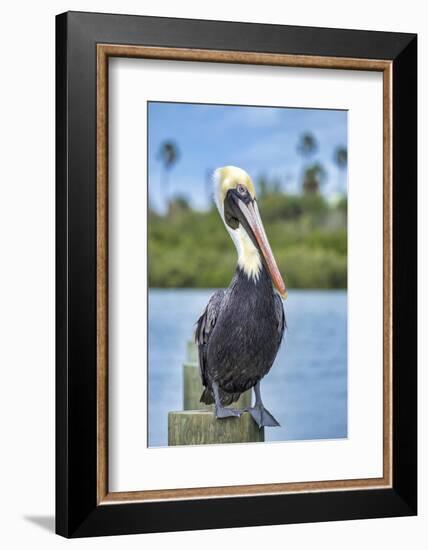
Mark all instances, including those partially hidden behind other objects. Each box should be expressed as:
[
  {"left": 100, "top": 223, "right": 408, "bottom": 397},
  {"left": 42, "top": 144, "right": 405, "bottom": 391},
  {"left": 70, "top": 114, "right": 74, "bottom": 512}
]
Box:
[{"left": 148, "top": 102, "right": 347, "bottom": 212}]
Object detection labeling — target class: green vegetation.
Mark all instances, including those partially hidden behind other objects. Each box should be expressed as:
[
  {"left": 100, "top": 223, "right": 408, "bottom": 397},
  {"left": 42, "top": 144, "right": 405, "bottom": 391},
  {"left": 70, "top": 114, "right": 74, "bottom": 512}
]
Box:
[
  {"left": 148, "top": 193, "right": 347, "bottom": 290},
  {"left": 150, "top": 132, "right": 348, "bottom": 290}
]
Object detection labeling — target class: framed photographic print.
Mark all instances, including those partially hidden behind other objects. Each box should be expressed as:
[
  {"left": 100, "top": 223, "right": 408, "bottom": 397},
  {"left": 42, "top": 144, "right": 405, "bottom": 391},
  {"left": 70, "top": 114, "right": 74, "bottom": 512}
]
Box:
[{"left": 56, "top": 11, "right": 417, "bottom": 538}]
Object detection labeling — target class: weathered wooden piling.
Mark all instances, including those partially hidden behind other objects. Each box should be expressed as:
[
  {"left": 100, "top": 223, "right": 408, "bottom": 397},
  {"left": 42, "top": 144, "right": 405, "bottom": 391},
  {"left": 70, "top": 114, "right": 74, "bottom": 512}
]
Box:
[
  {"left": 168, "top": 411, "right": 264, "bottom": 446},
  {"left": 183, "top": 341, "right": 252, "bottom": 410},
  {"left": 186, "top": 340, "right": 198, "bottom": 363},
  {"left": 167, "top": 339, "right": 262, "bottom": 446},
  {"left": 183, "top": 362, "right": 212, "bottom": 410}
]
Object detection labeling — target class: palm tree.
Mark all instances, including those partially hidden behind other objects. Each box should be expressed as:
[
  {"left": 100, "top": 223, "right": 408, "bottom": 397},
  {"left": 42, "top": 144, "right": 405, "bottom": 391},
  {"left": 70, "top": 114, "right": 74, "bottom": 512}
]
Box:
[
  {"left": 302, "top": 162, "right": 327, "bottom": 195},
  {"left": 333, "top": 146, "right": 348, "bottom": 193},
  {"left": 157, "top": 141, "right": 180, "bottom": 212},
  {"left": 297, "top": 133, "right": 318, "bottom": 158},
  {"left": 297, "top": 133, "right": 318, "bottom": 194}
]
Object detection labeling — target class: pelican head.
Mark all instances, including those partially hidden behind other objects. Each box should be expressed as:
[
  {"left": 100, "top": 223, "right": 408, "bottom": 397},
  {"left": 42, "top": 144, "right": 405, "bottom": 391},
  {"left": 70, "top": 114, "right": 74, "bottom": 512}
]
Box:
[{"left": 214, "top": 166, "right": 287, "bottom": 300}]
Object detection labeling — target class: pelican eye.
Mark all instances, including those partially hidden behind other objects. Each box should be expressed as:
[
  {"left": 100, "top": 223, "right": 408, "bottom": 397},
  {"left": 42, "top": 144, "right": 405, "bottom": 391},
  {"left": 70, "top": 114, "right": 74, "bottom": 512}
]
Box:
[{"left": 236, "top": 184, "right": 247, "bottom": 196}]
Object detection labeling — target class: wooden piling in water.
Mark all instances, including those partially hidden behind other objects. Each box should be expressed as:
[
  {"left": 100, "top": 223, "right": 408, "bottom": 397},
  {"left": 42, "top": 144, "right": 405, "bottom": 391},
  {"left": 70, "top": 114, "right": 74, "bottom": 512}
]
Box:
[
  {"left": 183, "top": 362, "right": 212, "bottom": 410},
  {"left": 168, "top": 410, "right": 264, "bottom": 446},
  {"left": 167, "top": 339, "right": 261, "bottom": 447},
  {"left": 183, "top": 341, "right": 252, "bottom": 410},
  {"left": 186, "top": 340, "right": 198, "bottom": 363}
]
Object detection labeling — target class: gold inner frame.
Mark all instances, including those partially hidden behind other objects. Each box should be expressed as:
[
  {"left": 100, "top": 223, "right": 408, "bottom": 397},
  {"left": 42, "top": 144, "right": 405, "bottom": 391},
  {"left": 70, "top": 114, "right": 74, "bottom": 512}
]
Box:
[{"left": 96, "top": 44, "right": 393, "bottom": 505}]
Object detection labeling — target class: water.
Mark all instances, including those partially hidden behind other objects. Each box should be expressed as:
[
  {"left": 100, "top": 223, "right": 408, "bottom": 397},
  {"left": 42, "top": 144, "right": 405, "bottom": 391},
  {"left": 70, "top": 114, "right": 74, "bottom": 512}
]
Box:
[{"left": 148, "top": 289, "right": 347, "bottom": 447}]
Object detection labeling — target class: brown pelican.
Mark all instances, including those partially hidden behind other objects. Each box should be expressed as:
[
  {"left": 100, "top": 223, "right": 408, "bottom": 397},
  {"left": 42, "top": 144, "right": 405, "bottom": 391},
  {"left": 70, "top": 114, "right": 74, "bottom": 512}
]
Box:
[{"left": 196, "top": 166, "right": 287, "bottom": 428}]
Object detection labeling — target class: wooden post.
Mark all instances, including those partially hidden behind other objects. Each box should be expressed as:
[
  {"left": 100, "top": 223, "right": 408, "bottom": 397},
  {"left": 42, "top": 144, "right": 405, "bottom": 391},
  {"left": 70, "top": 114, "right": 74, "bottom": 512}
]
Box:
[
  {"left": 183, "top": 362, "right": 212, "bottom": 410},
  {"left": 183, "top": 362, "right": 252, "bottom": 410},
  {"left": 168, "top": 411, "right": 264, "bottom": 446},
  {"left": 186, "top": 340, "right": 198, "bottom": 363},
  {"left": 168, "top": 339, "right": 258, "bottom": 447}
]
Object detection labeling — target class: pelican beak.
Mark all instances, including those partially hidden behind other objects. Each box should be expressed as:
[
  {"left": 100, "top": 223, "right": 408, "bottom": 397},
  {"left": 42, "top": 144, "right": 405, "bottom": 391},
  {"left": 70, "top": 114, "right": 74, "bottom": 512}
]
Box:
[{"left": 234, "top": 196, "right": 287, "bottom": 300}]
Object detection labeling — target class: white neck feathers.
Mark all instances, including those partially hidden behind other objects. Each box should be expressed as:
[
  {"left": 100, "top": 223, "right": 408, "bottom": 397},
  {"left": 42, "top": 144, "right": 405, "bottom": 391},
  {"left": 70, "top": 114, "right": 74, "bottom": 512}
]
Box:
[
  {"left": 231, "top": 226, "right": 262, "bottom": 282},
  {"left": 213, "top": 168, "right": 262, "bottom": 282}
]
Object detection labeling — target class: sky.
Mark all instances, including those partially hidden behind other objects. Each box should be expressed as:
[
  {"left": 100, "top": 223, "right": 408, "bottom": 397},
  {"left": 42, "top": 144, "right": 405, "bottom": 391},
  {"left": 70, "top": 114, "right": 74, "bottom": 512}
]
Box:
[{"left": 148, "top": 101, "right": 347, "bottom": 213}]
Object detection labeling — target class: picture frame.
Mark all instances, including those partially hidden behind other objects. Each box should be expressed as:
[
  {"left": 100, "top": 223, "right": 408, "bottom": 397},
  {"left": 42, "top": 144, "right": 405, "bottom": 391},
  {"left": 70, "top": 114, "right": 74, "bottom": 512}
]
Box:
[{"left": 56, "top": 11, "right": 417, "bottom": 538}]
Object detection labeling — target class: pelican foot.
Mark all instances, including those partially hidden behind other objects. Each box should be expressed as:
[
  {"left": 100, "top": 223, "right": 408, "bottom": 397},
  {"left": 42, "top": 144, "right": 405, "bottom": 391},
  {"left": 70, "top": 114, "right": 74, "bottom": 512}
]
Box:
[
  {"left": 246, "top": 405, "right": 280, "bottom": 428},
  {"left": 214, "top": 406, "right": 242, "bottom": 419}
]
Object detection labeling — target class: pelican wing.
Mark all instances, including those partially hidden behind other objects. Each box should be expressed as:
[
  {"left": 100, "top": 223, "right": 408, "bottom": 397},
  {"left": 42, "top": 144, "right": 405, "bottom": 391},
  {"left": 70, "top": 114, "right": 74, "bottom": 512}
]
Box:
[
  {"left": 274, "top": 293, "right": 286, "bottom": 341},
  {"left": 195, "top": 289, "right": 225, "bottom": 387}
]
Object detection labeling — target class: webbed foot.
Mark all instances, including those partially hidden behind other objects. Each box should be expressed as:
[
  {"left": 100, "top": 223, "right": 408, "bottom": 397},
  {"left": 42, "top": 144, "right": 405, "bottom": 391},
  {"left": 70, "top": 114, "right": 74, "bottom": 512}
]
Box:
[
  {"left": 214, "top": 406, "right": 242, "bottom": 419},
  {"left": 246, "top": 405, "right": 280, "bottom": 428}
]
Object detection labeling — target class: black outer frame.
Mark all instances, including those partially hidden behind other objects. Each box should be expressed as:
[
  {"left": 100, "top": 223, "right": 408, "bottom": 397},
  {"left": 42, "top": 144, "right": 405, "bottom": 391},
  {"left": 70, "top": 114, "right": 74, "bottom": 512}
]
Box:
[{"left": 56, "top": 11, "right": 417, "bottom": 538}]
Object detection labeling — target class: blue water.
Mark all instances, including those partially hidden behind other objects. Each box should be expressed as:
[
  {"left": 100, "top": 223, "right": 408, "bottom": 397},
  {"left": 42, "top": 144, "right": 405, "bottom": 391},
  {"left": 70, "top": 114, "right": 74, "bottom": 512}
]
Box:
[{"left": 148, "top": 289, "right": 347, "bottom": 447}]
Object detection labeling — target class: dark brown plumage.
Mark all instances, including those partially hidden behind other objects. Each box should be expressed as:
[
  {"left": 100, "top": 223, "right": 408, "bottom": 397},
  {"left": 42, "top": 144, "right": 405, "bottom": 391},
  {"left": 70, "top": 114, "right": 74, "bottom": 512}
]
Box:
[{"left": 196, "top": 265, "right": 284, "bottom": 407}]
